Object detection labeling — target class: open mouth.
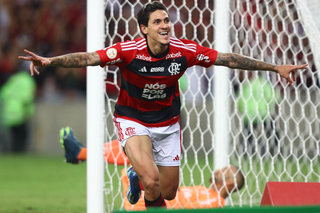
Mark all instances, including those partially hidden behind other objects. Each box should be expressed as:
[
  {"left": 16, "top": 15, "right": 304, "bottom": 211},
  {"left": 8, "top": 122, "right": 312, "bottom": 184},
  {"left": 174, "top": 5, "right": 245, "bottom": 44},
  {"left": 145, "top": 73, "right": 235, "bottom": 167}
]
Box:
[{"left": 159, "top": 32, "right": 169, "bottom": 36}]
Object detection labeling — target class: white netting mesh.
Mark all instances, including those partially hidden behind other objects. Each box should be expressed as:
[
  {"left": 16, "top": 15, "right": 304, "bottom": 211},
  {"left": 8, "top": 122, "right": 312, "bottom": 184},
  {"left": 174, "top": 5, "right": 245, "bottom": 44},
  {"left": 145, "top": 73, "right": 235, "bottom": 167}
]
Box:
[{"left": 102, "top": 0, "right": 320, "bottom": 211}]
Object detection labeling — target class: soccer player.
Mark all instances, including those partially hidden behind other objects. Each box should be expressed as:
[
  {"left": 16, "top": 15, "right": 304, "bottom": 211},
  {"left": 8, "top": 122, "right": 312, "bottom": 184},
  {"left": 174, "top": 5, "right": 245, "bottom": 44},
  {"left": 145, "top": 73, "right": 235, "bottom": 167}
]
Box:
[{"left": 19, "top": 1, "right": 307, "bottom": 209}]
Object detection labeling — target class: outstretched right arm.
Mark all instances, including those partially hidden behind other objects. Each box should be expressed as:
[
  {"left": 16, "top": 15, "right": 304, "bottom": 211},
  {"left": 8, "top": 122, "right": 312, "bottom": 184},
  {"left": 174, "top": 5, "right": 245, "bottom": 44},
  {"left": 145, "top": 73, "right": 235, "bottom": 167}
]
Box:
[{"left": 18, "top": 49, "right": 101, "bottom": 76}]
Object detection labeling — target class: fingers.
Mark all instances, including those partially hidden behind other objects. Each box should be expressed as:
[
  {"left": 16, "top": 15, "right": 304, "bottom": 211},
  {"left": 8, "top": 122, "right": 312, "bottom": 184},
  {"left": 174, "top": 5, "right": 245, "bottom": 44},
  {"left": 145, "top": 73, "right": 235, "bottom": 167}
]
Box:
[
  {"left": 286, "top": 64, "right": 308, "bottom": 86},
  {"left": 299, "top": 64, "right": 308, "bottom": 69},
  {"left": 18, "top": 56, "right": 32, "bottom": 61},
  {"left": 34, "top": 67, "right": 40, "bottom": 75},
  {"left": 18, "top": 49, "right": 36, "bottom": 59},
  {"left": 29, "top": 62, "right": 34, "bottom": 76},
  {"left": 29, "top": 62, "right": 40, "bottom": 76},
  {"left": 18, "top": 49, "right": 36, "bottom": 60},
  {"left": 287, "top": 76, "right": 294, "bottom": 86},
  {"left": 19, "top": 49, "right": 43, "bottom": 76},
  {"left": 24, "top": 49, "right": 37, "bottom": 57},
  {"left": 287, "top": 69, "right": 298, "bottom": 86},
  {"left": 18, "top": 49, "right": 39, "bottom": 64}
]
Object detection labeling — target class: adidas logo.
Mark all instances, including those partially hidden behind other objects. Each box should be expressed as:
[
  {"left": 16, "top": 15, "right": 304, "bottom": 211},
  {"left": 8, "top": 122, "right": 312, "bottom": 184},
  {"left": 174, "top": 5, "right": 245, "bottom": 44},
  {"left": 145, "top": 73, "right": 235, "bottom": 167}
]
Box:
[
  {"left": 173, "top": 155, "right": 180, "bottom": 161},
  {"left": 138, "top": 66, "right": 147, "bottom": 72}
]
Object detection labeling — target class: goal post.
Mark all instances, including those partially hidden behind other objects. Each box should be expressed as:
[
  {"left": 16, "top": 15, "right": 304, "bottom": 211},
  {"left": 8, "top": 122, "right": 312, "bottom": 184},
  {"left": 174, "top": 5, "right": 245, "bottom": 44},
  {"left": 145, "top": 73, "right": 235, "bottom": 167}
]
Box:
[
  {"left": 86, "top": 0, "right": 105, "bottom": 213},
  {"left": 86, "top": 0, "right": 320, "bottom": 212},
  {"left": 213, "top": 0, "right": 231, "bottom": 171}
]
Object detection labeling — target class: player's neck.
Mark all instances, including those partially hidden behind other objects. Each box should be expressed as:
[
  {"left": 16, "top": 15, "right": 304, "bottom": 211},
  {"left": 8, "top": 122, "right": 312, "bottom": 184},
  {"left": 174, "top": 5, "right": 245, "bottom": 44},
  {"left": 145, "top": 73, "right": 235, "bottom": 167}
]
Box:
[{"left": 146, "top": 37, "right": 169, "bottom": 56}]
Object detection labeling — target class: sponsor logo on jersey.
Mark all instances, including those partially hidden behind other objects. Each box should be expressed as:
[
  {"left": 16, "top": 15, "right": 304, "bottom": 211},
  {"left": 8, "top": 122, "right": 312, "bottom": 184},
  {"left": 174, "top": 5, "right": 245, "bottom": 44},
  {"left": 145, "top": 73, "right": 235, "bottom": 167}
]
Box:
[
  {"left": 196, "top": 54, "right": 211, "bottom": 63},
  {"left": 142, "top": 83, "right": 167, "bottom": 100},
  {"left": 106, "top": 48, "right": 117, "bottom": 59},
  {"left": 166, "top": 51, "right": 182, "bottom": 59},
  {"left": 168, "top": 62, "right": 181, "bottom": 75},
  {"left": 138, "top": 67, "right": 147, "bottom": 72},
  {"left": 136, "top": 54, "right": 152, "bottom": 61},
  {"left": 150, "top": 67, "right": 164, "bottom": 72},
  {"left": 105, "top": 58, "right": 123, "bottom": 65}
]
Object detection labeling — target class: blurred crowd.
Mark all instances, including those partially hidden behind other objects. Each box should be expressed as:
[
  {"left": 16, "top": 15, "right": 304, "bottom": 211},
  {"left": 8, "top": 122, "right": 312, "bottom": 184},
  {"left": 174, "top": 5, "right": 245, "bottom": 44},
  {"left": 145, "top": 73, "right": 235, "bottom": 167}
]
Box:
[
  {"left": 0, "top": 0, "right": 316, "bottom": 154},
  {"left": 0, "top": 0, "right": 87, "bottom": 102},
  {"left": 0, "top": 0, "right": 87, "bottom": 153}
]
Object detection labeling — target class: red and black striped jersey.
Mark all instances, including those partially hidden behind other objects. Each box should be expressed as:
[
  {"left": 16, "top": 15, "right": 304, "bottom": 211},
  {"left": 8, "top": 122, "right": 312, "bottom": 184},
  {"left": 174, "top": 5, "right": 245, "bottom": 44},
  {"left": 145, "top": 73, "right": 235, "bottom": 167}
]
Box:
[{"left": 96, "top": 36, "right": 218, "bottom": 127}]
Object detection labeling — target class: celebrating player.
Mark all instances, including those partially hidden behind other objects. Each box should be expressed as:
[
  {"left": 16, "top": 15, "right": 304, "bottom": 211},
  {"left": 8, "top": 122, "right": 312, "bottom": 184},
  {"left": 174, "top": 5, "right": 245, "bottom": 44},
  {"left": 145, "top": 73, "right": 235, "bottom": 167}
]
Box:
[{"left": 19, "top": 1, "right": 307, "bottom": 209}]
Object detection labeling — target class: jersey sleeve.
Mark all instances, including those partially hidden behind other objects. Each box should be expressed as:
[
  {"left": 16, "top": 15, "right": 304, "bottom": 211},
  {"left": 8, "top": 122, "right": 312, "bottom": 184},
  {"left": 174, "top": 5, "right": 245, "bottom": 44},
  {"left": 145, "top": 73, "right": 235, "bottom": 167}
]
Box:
[
  {"left": 182, "top": 39, "right": 218, "bottom": 68},
  {"left": 96, "top": 43, "right": 125, "bottom": 68}
]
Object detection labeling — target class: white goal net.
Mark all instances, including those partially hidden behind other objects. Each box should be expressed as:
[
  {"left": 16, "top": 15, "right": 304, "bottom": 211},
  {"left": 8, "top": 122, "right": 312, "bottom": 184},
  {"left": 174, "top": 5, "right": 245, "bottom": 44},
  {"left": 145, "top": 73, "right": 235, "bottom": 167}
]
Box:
[{"left": 100, "top": 0, "right": 320, "bottom": 212}]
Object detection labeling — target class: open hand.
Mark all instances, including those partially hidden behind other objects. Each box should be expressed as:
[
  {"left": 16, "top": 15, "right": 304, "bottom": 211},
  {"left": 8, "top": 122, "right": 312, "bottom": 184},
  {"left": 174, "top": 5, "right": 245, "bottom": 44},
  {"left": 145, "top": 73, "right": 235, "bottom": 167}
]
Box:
[
  {"left": 18, "top": 49, "right": 51, "bottom": 76},
  {"left": 276, "top": 64, "right": 308, "bottom": 86}
]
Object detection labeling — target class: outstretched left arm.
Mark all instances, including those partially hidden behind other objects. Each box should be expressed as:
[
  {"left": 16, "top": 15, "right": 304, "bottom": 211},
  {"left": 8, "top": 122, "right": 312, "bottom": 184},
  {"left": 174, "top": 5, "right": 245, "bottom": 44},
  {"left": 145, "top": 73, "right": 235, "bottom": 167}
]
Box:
[{"left": 214, "top": 52, "right": 308, "bottom": 85}]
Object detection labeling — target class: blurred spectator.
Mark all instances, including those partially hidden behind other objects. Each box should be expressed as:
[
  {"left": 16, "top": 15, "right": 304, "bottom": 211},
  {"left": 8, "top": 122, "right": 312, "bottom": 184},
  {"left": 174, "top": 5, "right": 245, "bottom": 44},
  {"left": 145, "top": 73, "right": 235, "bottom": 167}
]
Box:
[
  {"left": 236, "top": 73, "right": 280, "bottom": 156},
  {"left": 0, "top": 69, "right": 36, "bottom": 153}
]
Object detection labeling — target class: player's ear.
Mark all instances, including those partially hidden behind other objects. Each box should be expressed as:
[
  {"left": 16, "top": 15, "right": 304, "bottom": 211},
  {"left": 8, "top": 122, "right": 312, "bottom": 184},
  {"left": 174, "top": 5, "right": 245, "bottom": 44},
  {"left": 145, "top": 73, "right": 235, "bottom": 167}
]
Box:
[{"left": 140, "top": 24, "right": 148, "bottom": 35}]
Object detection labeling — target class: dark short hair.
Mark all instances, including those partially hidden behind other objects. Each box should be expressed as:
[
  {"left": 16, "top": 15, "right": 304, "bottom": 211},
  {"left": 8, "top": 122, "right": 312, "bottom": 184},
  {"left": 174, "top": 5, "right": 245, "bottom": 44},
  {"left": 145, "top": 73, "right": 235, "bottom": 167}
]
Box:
[{"left": 137, "top": 1, "right": 168, "bottom": 28}]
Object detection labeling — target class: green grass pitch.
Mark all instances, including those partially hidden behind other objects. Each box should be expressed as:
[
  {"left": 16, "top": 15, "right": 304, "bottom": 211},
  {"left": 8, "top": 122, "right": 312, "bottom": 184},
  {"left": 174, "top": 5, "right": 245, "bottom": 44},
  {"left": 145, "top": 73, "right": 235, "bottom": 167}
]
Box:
[
  {"left": 1, "top": 154, "right": 319, "bottom": 213},
  {"left": 0, "top": 154, "right": 87, "bottom": 213}
]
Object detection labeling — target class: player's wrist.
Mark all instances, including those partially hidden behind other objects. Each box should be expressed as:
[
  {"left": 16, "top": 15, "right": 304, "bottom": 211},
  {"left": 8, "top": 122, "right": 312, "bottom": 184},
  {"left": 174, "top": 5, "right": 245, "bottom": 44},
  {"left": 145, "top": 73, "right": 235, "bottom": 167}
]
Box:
[{"left": 273, "top": 65, "right": 279, "bottom": 73}]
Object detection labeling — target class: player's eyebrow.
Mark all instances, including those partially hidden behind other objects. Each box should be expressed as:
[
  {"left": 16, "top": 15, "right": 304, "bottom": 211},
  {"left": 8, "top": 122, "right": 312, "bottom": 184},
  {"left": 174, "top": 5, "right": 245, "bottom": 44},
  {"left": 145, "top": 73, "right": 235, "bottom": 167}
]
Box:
[{"left": 152, "top": 17, "right": 170, "bottom": 23}]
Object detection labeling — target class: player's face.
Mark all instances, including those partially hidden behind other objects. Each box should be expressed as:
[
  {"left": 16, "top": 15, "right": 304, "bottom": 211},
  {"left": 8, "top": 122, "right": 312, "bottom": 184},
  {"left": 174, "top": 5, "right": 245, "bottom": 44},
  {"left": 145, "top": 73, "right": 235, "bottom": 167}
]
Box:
[{"left": 143, "top": 9, "right": 171, "bottom": 46}]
